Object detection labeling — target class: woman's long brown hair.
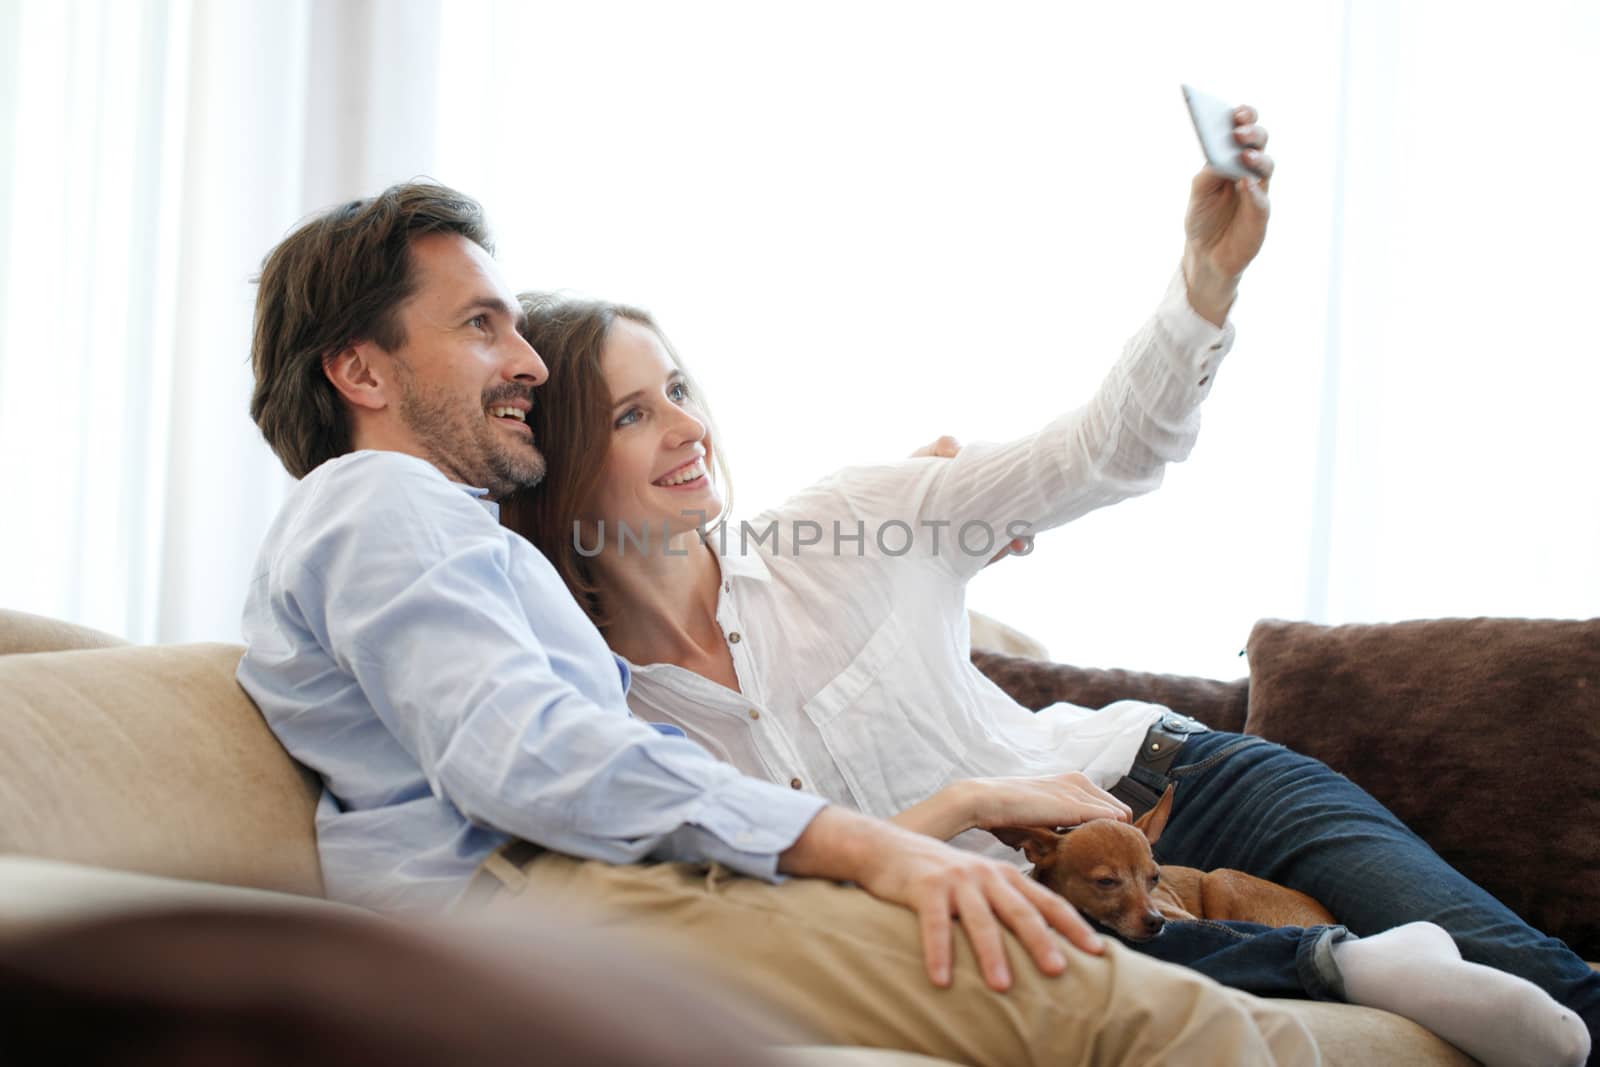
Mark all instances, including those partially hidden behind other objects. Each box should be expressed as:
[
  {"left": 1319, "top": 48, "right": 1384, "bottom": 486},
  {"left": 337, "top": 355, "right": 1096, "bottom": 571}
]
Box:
[{"left": 501, "top": 293, "right": 730, "bottom": 630}]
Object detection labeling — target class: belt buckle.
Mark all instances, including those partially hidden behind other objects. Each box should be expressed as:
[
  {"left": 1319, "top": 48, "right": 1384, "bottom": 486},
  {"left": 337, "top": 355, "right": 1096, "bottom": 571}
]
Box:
[{"left": 1159, "top": 710, "right": 1208, "bottom": 735}]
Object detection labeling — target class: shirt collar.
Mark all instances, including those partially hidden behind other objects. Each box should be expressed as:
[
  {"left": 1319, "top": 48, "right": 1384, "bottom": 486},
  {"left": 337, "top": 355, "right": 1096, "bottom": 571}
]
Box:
[
  {"left": 452, "top": 481, "right": 499, "bottom": 519},
  {"left": 709, "top": 524, "right": 773, "bottom": 584}
]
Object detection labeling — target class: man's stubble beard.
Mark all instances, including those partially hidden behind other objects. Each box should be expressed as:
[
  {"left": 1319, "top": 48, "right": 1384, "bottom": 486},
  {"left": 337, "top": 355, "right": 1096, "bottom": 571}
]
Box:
[{"left": 397, "top": 379, "right": 546, "bottom": 498}]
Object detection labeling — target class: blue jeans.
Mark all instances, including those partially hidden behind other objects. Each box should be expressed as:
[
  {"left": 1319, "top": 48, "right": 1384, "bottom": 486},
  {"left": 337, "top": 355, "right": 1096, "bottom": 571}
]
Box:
[{"left": 1112, "top": 730, "right": 1599, "bottom": 1048}]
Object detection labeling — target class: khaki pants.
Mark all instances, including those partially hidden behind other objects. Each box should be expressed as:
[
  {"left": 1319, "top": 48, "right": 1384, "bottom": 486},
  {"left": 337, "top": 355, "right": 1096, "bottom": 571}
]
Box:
[{"left": 468, "top": 848, "right": 1319, "bottom": 1066}]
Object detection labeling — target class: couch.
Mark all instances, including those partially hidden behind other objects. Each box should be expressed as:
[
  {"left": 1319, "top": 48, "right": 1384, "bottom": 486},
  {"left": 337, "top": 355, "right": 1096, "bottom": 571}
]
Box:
[{"left": 2, "top": 606, "right": 1595, "bottom": 1065}]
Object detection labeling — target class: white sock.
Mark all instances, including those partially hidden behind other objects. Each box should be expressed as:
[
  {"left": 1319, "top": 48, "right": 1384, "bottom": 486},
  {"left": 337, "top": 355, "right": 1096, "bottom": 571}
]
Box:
[{"left": 1330, "top": 922, "right": 1589, "bottom": 1067}]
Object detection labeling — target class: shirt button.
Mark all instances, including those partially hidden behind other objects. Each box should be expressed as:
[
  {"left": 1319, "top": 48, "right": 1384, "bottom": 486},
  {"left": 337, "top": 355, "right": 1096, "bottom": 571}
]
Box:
[
  {"left": 723, "top": 580, "right": 732, "bottom": 592},
  {"left": 789, "top": 777, "right": 803, "bottom": 789},
  {"left": 1198, "top": 375, "right": 1211, "bottom": 386},
  {"left": 748, "top": 709, "right": 760, "bottom": 720},
  {"left": 728, "top": 632, "right": 742, "bottom": 644}
]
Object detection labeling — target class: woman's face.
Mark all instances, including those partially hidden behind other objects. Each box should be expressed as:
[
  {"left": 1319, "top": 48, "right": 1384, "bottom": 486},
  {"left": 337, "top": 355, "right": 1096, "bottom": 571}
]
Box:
[{"left": 587, "top": 316, "right": 723, "bottom": 541}]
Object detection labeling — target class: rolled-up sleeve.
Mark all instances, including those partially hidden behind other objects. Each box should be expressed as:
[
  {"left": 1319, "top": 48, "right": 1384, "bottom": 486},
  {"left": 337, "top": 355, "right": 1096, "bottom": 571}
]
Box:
[
  {"left": 267, "top": 456, "right": 825, "bottom": 883},
  {"left": 823, "top": 267, "right": 1235, "bottom": 581}
]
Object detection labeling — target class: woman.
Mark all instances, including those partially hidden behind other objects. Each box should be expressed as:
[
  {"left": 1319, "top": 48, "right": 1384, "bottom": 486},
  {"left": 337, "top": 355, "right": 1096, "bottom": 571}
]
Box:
[{"left": 501, "top": 110, "right": 1592, "bottom": 1067}]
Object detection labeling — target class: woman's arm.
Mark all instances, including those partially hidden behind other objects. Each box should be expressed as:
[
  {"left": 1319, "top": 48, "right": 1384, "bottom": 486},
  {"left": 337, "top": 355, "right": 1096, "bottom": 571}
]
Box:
[
  {"left": 890, "top": 772, "right": 1134, "bottom": 841},
  {"left": 1182, "top": 104, "right": 1273, "bottom": 325},
  {"left": 810, "top": 110, "right": 1274, "bottom": 584}
]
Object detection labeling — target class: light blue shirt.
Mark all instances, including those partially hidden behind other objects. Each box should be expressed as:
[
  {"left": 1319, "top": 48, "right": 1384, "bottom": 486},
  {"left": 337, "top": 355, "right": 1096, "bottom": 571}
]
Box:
[{"left": 237, "top": 450, "right": 826, "bottom": 912}]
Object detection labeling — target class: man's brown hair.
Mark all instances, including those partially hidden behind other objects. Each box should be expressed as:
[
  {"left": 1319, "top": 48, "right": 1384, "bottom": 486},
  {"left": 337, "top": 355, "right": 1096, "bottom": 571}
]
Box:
[{"left": 250, "top": 182, "right": 491, "bottom": 478}]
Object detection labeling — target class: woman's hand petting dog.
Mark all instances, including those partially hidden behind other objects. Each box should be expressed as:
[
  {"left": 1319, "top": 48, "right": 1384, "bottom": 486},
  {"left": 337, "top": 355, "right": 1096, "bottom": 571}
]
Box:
[
  {"left": 962, "top": 772, "right": 1134, "bottom": 831},
  {"left": 891, "top": 773, "right": 1132, "bottom": 842}
]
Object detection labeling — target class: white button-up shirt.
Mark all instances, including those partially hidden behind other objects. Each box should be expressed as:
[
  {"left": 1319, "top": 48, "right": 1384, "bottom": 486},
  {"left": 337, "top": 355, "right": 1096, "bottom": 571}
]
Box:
[{"left": 623, "top": 270, "right": 1233, "bottom": 864}]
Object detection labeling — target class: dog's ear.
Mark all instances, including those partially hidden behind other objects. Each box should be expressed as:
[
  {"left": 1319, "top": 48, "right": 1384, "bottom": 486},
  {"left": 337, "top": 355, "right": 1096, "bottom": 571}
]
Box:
[
  {"left": 988, "top": 826, "right": 1063, "bottom": 868},
  {"left": 1133, "top": 785, "right": 1177, "bottom": 846}
]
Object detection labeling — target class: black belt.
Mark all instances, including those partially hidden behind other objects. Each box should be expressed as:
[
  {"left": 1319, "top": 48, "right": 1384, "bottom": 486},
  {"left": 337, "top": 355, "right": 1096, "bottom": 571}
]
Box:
[{"left": 1108, "top": 712, "right": 1210, "bottom": 819}]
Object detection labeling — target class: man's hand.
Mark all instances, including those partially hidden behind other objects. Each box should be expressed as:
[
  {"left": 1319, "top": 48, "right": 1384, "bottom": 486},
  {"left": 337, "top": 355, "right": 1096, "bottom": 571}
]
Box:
[
  {"left": 780, "top": 806, "right": 1103, "bottom": 991},
  {"left": 1182, "top": 104, "right": 1274, "bottom": 326},
  {"left": 908, "top": 435, "right": 1030, "bottom": 562}
]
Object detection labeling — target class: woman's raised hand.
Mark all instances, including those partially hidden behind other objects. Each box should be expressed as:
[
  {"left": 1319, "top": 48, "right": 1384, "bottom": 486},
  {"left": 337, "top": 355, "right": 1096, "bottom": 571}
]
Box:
[{"left": 1182, "top": 104, "right": 1274, "bottom": 326}]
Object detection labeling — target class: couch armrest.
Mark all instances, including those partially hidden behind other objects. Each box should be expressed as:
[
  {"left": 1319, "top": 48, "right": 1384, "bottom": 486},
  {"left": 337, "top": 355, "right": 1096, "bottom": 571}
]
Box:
[
  {"left": 1244, "top": 616, "right": 1600, "bottom": 961},
  {"left": 0, "top": 896, "right": 792, "bottom": 1066},
  {"left": 969, "top": 650, "right": 1250, "bottom": 734},
  {"left": 0, "top": 856, "right": 347, "bottom": 937}
]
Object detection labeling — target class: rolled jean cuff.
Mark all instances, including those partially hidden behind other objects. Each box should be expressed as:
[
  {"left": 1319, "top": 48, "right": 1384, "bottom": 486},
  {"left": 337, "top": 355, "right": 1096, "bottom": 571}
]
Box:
[{"left": 1297, "top": 924, "right": 1354, "bottom": 1002}]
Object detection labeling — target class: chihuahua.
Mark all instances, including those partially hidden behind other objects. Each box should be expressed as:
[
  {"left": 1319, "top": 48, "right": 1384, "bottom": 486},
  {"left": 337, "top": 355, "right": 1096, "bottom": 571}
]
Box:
[{"left": 992, "top": 785, "right": 1336, "bottom": 941}]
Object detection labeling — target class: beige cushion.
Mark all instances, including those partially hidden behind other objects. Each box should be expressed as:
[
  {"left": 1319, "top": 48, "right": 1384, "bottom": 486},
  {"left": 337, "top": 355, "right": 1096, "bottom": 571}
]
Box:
[
  {"left": 966, "top": 610, "right": 1050, "bottom": 660},
  {"left": 0, "top": 642, "right": 323, "bottom": 897},
  {"left": 0, "top": 608, "right": 128, "bottom": 655},
  {"left": 1275, "top": 1001, "right": 1472, "bottom": 1066},
  {"left": 0, "top": 855, "right": 347, "bottom": 938}
]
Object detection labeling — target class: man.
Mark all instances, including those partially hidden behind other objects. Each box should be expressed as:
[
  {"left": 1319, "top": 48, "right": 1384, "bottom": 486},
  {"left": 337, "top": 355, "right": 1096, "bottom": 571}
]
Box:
[{"left": 238, "top": 182, "right": 1314, "bottom": 1065}]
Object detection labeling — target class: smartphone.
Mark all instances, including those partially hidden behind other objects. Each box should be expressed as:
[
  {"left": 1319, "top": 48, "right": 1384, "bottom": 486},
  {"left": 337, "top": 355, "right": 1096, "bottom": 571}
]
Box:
[{"left": 1181, "top": 84, "right": 1253, "bottom": 179}]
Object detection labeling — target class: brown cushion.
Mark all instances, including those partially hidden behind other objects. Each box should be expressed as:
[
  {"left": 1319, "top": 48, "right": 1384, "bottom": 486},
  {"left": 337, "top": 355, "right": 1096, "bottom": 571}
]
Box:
[
  {"left": 0, "top": 609, "right": 127, "bottom": 656},
  {"left": 1245, "top": 617, "right": 1600, "bottom": 960},
  {"left": 0, "top": 643, "right": 323, "bottom": 898},
  {"left": 971, "top": 649, "right": 1251, "bottom": 733}
]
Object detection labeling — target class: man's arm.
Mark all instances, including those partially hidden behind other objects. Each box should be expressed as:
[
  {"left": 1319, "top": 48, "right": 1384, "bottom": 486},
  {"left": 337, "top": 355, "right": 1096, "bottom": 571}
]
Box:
[
  {"left": 254, "top": 453, "right": 825, "bottom": 881},
  {"left": 259, "top": 453, "right": 1099, "bottom": 988}
]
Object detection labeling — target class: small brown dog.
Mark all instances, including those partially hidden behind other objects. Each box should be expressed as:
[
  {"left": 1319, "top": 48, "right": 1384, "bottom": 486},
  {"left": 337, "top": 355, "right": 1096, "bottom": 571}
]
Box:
[{"left": 992, "top": 785, "right": 1336, "bottom": 941}]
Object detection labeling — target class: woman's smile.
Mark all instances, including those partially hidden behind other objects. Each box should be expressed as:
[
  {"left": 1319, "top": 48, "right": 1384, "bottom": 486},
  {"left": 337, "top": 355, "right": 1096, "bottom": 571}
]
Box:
[{"left": 654, "top": 456, "right": 708, "bottom": 489}]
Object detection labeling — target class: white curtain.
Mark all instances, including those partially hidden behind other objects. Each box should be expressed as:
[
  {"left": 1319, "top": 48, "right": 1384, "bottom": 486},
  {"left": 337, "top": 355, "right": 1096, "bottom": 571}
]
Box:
[
  {"left": 0, "top": 0, "right": 441, "bottom": 643},
  {"left": 3, "top": 0, "right": 1595, "bottom": 673},
  {"left": 1311, "top": 0, "right": 1600, "bottom": 625},
  {"left": 432, "top": 0, "right": 1597, "bottom": 676}
]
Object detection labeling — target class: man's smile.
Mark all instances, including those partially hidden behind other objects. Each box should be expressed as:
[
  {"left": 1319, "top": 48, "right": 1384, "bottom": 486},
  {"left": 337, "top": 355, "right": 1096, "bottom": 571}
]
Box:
[{"left": 488, "top": 401, "right": 532, "bottom": 434}]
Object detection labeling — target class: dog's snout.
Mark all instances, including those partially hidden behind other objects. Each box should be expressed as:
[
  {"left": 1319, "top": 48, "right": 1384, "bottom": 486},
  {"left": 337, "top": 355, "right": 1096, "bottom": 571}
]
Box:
[{"left": 1143, "top": 913, "right": 1166, "bottom": 937}]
